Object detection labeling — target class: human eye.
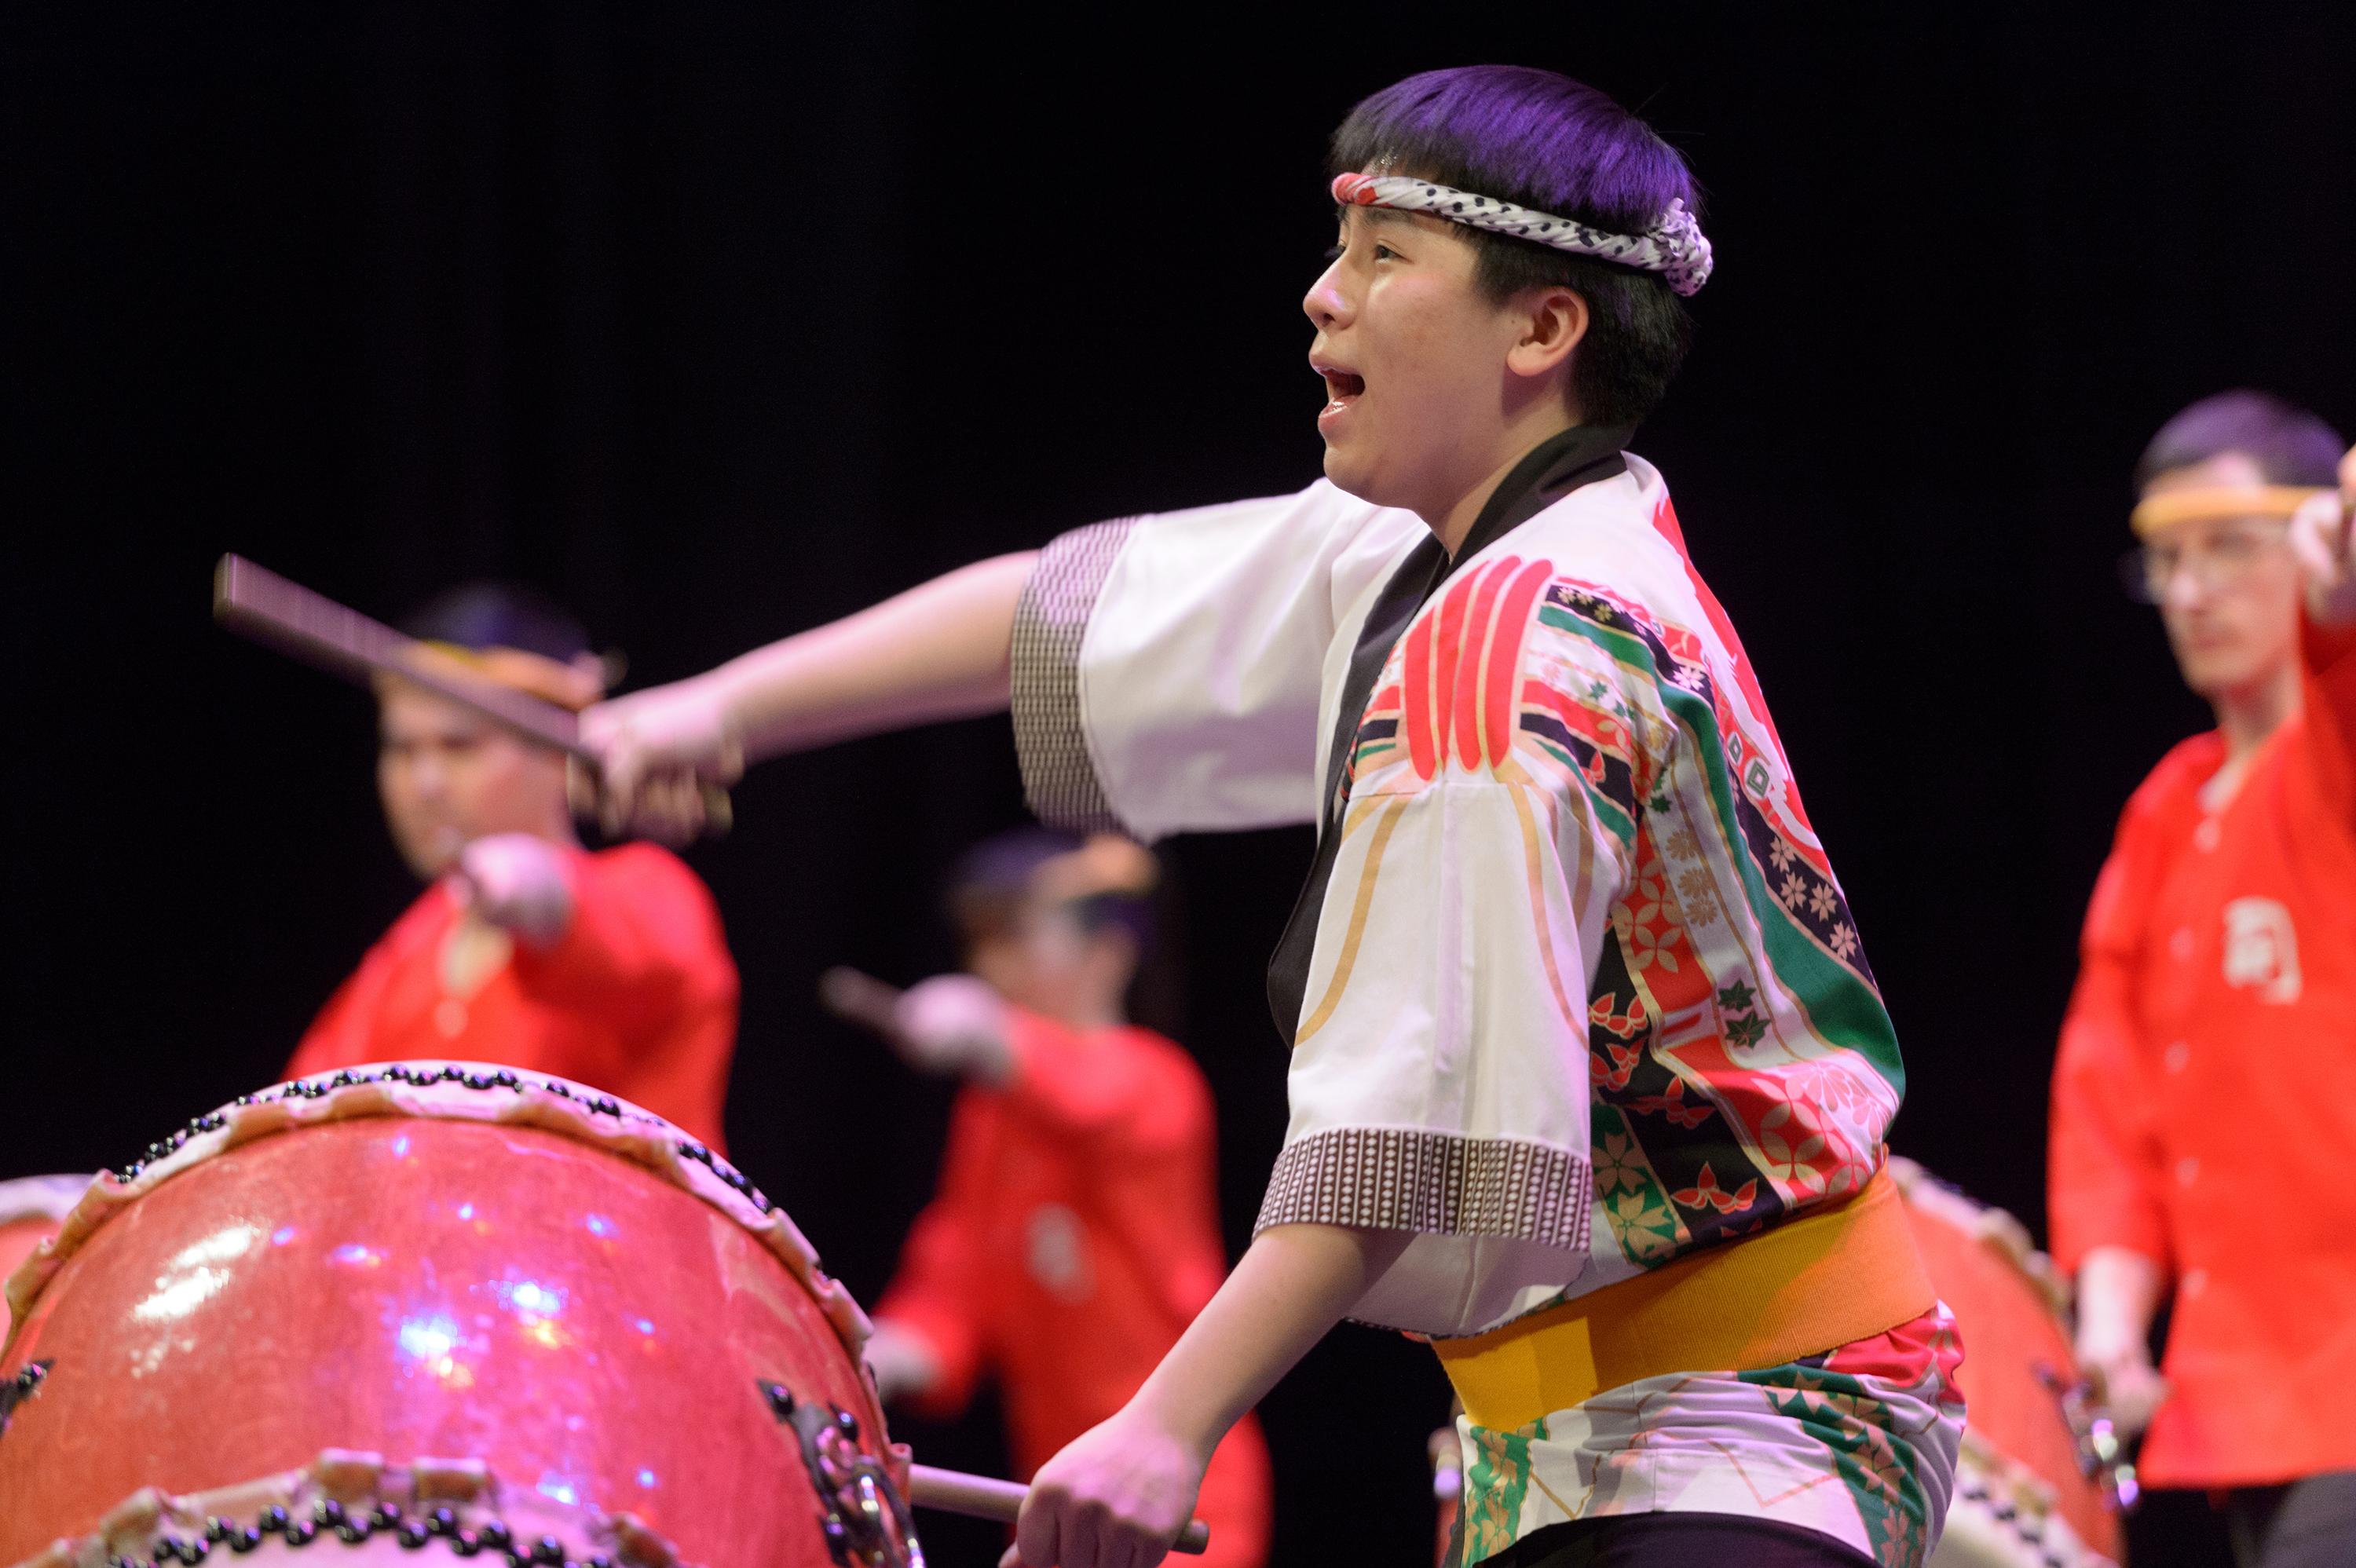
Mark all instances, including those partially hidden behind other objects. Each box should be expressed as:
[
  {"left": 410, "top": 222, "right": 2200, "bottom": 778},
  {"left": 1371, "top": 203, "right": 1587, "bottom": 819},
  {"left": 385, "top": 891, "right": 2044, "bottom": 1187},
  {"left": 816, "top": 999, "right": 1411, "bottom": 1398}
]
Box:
[{"left": 1372, "top": 242, "right": 1402, "bottom": 261}]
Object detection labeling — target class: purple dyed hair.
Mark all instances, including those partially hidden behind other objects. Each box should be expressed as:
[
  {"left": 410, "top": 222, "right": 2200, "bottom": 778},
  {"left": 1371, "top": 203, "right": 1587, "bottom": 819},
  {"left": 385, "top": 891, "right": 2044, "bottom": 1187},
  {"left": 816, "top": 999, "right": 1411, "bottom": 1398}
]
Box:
[
  {"left": 1332, "top": 66, "right": 1700, "bottom": 426},
  {"left": 2135, "top": 389, "right": 2345, "bottom": 491}
]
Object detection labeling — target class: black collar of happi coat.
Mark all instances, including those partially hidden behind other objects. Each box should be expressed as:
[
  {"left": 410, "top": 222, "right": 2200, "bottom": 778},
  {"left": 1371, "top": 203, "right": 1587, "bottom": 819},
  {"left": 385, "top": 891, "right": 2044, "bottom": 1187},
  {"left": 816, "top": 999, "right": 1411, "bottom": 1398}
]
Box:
[{"left": 1264, "top": 420, "right": 1636, "bottom": 1046}]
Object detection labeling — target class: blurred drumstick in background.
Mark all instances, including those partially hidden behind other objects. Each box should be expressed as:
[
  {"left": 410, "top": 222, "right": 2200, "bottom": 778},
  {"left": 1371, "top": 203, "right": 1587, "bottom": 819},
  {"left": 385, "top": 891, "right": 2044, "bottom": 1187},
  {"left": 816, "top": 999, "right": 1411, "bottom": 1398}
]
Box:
[
  {"left": 211, "top": 554, "right": 731, "bottom": 835},
  {"left": 906, "top": 1464, "right": 1211, "bottom": 1555},
  {"left": 818, "top": 965, "right": 906, "bottom": 1040}
]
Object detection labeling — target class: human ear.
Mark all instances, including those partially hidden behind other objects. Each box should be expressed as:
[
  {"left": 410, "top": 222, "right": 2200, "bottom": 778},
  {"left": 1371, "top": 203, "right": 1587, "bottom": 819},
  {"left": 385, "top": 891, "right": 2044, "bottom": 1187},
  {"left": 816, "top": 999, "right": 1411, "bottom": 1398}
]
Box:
[{"left": 1505, "top": 287, "right": 1590, "bottom": 385}]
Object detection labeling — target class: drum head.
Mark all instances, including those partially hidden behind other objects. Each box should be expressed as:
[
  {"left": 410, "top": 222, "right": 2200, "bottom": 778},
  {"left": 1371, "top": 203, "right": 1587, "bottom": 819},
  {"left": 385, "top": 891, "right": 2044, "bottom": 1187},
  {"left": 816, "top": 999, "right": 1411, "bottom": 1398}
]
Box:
[{"left": 0, "top": 1065, "right": 913, "bottom": 1568}]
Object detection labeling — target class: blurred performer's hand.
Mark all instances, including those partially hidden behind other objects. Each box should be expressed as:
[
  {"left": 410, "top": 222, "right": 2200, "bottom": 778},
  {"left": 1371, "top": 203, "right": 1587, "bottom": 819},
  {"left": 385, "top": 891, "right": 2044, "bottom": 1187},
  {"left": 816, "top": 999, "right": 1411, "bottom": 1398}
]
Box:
[
  {"left": 863, "top": 1319, "right": 944, "bottom": 1405},
  {"left": 891, "top": 974, "right": 1016, "bottom": 1086},
  {"left": 2079, "top": 1345, "right": 2169, "bottom": 1444},
  {"left": 2073, "top": 1246, "right": 2171, "bottom": 1442},
  {"left": 2290, "top": 446, "right": 2356, "bottom": 627},
  {"left": 452, "top": 832, "right": 576, "bottom": 948},
  {"left": 576, "top": 677, "right": 743, "bottom": 843},
  {"left": 818, "top": 967, "right": 1016, "bottom": 1086}
]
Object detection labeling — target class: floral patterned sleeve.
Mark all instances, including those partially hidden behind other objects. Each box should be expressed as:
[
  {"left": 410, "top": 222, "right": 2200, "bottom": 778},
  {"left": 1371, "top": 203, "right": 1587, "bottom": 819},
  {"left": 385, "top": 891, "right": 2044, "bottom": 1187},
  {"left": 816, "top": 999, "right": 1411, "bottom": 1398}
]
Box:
[{"left": 1260, "top": 510, "right": 1909, "bottom": 1341}]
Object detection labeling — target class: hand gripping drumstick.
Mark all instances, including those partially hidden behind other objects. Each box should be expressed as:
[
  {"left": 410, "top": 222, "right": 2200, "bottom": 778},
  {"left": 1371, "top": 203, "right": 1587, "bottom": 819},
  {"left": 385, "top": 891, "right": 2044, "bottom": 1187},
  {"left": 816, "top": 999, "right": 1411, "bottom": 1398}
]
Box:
[
  {"left": 905, "top": 1464, "right": 1212, "bottom": 1555},
  {"left": 211, "top": 554, "right": 730, "bottom": 833},
  {"left": 823, "top": 970, "right": 1214, "bottom": 1556}
]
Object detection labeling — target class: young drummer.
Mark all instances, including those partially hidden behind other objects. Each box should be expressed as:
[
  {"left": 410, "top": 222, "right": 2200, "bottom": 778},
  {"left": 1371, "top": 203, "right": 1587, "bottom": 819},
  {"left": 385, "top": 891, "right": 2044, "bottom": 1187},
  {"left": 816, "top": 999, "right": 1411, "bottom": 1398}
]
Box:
[
  {"left": 587, "top": 67, "right": 1959, "bottom": 1568},
  {"left": 287, "top": 583, "right": 739, "bottom": 1152},
  {"left": 2050, "top": 395, "right": 2356, "bottom": 1567},
  {"left": 832, "top": 830, "right": 1271, "bottom": 1568}
]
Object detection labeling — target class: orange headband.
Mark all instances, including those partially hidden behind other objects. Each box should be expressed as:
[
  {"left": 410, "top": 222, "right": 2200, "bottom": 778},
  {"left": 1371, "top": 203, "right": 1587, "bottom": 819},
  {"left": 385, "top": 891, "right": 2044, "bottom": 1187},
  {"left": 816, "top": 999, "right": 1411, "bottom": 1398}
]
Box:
[
  {"left": 378, "top": 641, "right": 607, "bottom": 713},
  {"left": 2129, "top": 484, "right": 2328, "bottom": 540}
]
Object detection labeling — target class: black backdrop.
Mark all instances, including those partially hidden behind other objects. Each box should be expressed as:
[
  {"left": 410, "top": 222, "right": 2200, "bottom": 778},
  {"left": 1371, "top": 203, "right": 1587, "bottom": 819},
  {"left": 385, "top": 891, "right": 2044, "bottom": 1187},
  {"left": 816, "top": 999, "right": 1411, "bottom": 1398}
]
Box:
[{"left": 6, "top": 5, "right": 2354, "bottom": 1565}]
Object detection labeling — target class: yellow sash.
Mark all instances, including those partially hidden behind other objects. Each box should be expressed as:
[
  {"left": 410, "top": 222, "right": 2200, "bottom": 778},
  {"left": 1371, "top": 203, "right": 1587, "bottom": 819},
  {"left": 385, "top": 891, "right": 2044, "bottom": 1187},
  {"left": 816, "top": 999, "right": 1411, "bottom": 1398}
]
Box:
[{"left": 1434, "top": 1168, "right": 1933, "bottom": 1431}]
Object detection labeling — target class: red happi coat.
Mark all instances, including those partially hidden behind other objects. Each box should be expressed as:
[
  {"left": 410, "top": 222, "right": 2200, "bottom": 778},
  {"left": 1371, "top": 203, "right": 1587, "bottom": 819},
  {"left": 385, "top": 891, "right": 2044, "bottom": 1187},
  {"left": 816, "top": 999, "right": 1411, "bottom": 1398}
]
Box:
[
  {"left": 876, "top": 1009, "right": 1271, "bottom": 1567},
  {"left": 287, "top": 843, "right": 738, "bottom": 1153},
  {"left": 2050, "top": 620, "right": 2356, "bottom": 1487}
]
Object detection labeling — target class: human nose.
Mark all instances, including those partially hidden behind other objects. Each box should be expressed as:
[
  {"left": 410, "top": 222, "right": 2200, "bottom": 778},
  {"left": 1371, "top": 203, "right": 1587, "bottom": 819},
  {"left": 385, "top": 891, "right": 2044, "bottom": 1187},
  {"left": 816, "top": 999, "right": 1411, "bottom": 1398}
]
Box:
[
  {"left": 2157, "top": 551, "right": 2214, "bottom": 608},
  {"left": 1303, "top": 255, "right": 1349, "bottom": 332},
  {"left": 406, "top": 747, "right": 451, "bottom": 799}
]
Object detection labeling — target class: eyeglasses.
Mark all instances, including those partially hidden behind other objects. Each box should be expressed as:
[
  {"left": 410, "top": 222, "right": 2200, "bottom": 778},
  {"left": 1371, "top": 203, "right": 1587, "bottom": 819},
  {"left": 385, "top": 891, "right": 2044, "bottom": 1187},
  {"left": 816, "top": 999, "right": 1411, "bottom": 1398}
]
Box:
[{"left": 2117, "top": 521, "right": 2290, "bottom": 604}]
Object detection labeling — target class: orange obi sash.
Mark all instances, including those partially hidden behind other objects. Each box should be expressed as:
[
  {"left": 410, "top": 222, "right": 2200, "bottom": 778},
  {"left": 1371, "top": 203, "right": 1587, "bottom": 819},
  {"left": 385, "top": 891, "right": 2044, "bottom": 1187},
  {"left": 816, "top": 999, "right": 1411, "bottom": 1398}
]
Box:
[{"left": 1433, "top": 1168, "right": 1933, "bottom": 1431}]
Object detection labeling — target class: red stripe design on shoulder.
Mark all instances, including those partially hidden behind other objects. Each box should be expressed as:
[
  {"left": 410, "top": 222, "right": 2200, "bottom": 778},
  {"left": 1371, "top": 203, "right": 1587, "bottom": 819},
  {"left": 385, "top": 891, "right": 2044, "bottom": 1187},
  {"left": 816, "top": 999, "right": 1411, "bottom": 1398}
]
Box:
[
  {"left": 1431, "top": 568, "right": 1478, "bottom": 775},
  {"left": 1403, "top": 607, "right": 1438, "bottom": 781},
  {"left": 1454, "top": 557, "right": 1514, "bottom": 771},
  {"left": 1483, "top": 558, "right": 1553, "bottom": 769}
]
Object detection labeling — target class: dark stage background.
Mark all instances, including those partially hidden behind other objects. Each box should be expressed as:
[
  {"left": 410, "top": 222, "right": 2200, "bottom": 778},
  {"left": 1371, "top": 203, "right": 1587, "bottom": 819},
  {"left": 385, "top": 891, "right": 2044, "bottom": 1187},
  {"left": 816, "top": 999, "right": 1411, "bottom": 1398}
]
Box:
[{"left": 6, "top": 5, "right": 2354, "bottom": 1565}]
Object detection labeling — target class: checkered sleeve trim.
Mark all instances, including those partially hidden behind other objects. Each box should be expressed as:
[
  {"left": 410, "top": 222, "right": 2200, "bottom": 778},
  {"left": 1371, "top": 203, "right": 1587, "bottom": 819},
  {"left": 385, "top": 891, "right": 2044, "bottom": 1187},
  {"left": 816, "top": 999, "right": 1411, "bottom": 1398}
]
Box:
[
  {"left": 1011, "top": 517, "right": 1141, "bottom": 833},
  {"left": 1254, "top": 1126, "right": 1593, "bottom": 1251}
]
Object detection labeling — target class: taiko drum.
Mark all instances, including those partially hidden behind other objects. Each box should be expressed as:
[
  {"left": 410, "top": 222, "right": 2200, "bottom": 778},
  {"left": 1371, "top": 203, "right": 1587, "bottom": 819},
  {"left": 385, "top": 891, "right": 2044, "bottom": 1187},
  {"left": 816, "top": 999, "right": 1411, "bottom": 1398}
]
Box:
[
  {"left": 1892, "top": 1158, "right": 2123, "bottom": 1568},
  {"left": 0, "top": 1065, "right": 920, "bottom": 1568}
]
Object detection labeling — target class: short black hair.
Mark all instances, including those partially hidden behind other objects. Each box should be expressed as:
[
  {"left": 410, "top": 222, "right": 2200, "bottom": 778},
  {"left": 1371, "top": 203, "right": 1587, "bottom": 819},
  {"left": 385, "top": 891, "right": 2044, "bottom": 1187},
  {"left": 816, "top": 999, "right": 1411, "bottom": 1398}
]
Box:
[
  {"left": 1331, "top": 66, "right": 1699, "bottom": 427},
  {"left": 398, "top": 581, "right": 591, "bottom": 663},
  {"left": 946, "top": 828, "right": 1154, "bottom": 951},
  {"left": 2135, "top": 390, "right": 2346, "bottom": 491}
]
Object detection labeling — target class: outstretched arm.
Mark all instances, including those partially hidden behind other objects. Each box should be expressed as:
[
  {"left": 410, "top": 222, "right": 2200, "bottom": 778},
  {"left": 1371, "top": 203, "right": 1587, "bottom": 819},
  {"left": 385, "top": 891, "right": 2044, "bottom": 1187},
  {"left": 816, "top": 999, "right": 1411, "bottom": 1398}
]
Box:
[
  {"left": 580, "top": 552, "right": 1036, "bottom": 839},
  {"left": 2288, "top": 451, "right": 2356, "bottom": 821},
  {"left": 1008, "top": 1222, "right": 1408, "bottom": 1568}
]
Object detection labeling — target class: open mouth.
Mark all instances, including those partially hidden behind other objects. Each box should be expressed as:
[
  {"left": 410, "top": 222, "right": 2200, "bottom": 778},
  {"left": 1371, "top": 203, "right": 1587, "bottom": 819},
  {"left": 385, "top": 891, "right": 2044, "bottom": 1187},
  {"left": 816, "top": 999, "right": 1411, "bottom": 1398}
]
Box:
[{"left": 1321, "top": 368, "right": 1366, "bottom": 403}]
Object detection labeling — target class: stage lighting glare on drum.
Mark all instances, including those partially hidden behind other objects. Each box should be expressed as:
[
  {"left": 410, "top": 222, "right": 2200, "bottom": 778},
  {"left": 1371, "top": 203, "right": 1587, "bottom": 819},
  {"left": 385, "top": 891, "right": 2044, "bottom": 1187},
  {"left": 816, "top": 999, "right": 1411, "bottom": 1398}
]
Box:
[
  {"left": 585, "top": 1213, "right": 616, "bottom": 1237},
  {"left": 132, "top": 1269, "right": 229, "bottom": 1323},
  {"left": 637, "top": 1468, "right": 658, "bottom": 1489},
  {"left": 133, "top": 1223, "right": 261, "bottom": 1321},
  {"left": 174, "top": 1224, "right": 261, "bottom": 1270},
  {"left": 538, "top": 1476, "right": 580, "bottom": 1507},
  {"left": 397, "top": 1312, "right": 461, "bottom": 1361},
  {"left": 496, "top": 1277, "right": 565, "bottom": 1314},
  {"left": 331, "top": 1242, "right": 384, "bottom": 1268}
]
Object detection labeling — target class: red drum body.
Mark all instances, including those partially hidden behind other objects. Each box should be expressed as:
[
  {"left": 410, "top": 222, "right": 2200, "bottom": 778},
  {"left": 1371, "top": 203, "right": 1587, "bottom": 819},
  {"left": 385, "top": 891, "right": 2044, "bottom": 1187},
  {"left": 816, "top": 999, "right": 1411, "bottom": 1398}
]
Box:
[
  {"left": 0, "top": 1066, "right": 919, "bottom": 1568},
  {"left": 1890, "top": 1159, "right": 2121, "bottom": 1568}
]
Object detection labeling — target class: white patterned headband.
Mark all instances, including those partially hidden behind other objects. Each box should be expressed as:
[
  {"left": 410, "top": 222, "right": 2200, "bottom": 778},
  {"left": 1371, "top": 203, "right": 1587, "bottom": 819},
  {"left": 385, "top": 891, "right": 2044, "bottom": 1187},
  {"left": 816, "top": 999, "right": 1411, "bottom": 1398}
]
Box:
[{"left": 1331, "top": 171, "right": 1714, "bottom": 298}]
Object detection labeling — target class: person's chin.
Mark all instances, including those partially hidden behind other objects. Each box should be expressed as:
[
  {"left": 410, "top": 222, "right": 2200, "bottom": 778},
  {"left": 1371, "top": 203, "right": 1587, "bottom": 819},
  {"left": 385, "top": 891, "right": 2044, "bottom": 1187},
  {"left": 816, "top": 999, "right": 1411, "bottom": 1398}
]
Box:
[
  {"left": 1319, "top": 442, "right": 1388, "bottom": 506},
  {"left": 396, "top": 831, "right": 464, "bottom": 882},
  {"left": 2179, "top": 653, "right": 2253, "bottom": 699}
]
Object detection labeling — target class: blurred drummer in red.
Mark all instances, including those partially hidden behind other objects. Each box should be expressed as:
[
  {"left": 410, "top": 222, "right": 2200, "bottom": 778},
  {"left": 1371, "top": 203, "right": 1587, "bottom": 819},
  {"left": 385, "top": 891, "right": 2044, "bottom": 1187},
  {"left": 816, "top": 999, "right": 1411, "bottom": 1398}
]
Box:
[
  {"left": 843, "top": 830, "right": 1271, "bottom": 1568},
  {"left": 285, "top": 584, "right": 738, "bottom": 1152},
  {"left": 2050, "top": 394, "right": 2356, "bottom": 1567}
]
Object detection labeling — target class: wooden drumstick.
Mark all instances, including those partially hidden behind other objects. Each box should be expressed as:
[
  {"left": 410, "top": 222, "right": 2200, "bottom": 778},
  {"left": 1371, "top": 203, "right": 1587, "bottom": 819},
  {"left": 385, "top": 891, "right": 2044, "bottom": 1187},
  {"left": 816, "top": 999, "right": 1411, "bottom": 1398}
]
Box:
[
  {"left": 212, "top": 554, "right": 733, "bottom": 835},
  {"left": 905, "top": 1464, "right": 1211, "bottom": 1556},
  {"left": 818, "top": 965, "right": 907, "bottom": 1039}
]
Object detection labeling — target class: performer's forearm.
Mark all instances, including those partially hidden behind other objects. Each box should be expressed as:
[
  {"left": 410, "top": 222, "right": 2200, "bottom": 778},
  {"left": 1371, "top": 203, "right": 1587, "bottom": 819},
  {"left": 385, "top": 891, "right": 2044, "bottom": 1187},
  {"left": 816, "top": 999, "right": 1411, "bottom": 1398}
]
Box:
[
  {"left": 1127, "top": 1222, "right": 1410, "bottom": 1457},
  {"left": 710, "top": 551, "right": 1035, "bottom": 762},
  {"left": 2075, "top": 1245, "right": 2166, "bottom": 1358}
]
